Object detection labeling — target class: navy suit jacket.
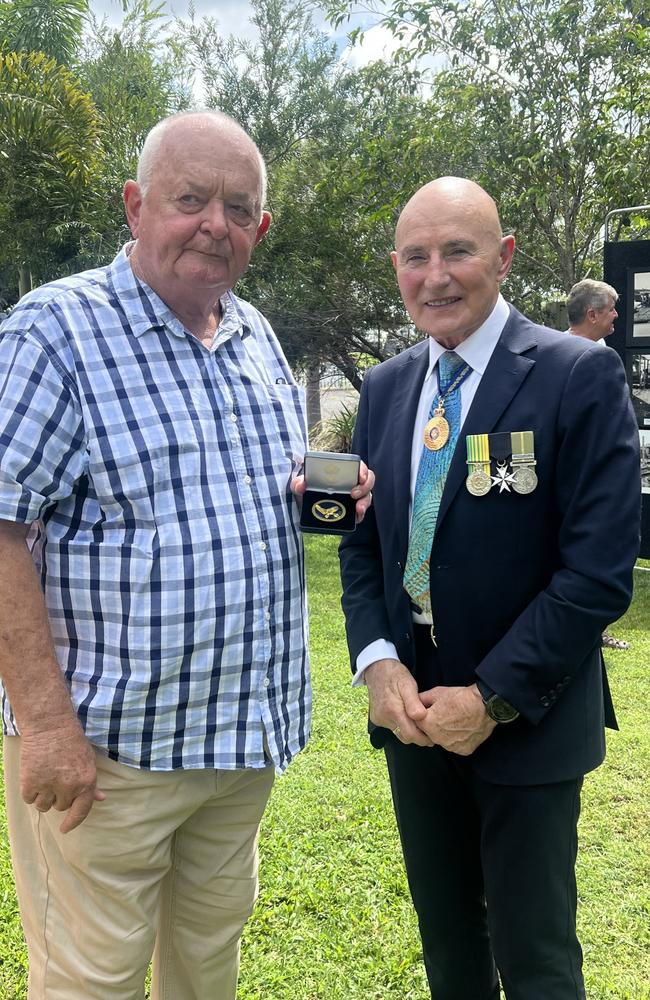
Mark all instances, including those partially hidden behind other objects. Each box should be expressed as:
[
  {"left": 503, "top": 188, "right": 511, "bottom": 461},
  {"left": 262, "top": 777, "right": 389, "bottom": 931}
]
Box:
[{"left": 339, "top": 306, "right": 641, "bottom": 785}]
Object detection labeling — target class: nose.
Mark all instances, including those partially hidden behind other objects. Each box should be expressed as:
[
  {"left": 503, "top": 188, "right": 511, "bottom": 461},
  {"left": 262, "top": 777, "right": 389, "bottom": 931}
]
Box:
[
  {"left": 422, "top": 253, "right": 451, "bottom": 289},
  {"left": 200, "top": 200, "right": 229, "bottom": 239}
]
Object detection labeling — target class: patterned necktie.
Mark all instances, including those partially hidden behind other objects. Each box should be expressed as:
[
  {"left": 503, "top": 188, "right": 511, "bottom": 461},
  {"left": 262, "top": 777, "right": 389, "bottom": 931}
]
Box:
[{"left": 403, "top": 351, "right": 471, "bottom": 617}]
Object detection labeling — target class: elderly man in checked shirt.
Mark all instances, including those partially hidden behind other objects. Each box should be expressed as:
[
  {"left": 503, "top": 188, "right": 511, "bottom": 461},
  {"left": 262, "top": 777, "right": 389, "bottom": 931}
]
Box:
[{"left": 0, "top": 111, "right": 372, "bottom": 1000}]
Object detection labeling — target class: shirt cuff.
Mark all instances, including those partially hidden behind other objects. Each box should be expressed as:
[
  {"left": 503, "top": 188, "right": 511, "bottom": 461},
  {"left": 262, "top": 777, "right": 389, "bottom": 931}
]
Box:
[{"left": 352, "top": 639, "right": 400, "bottom": 686}]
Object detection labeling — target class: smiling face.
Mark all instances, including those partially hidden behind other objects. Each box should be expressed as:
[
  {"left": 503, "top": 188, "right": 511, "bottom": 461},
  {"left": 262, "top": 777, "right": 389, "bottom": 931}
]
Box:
[
  {"left": 391, "top": 179, "right": 515, "bottom": 349},
  {"left": 123, "top": 116, "right": 270, "bottom": 318}
]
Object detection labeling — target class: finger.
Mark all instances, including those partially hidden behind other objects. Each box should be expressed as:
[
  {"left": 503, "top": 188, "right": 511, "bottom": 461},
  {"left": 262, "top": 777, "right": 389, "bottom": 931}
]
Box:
[
  {"left": 401, "top": 686, "right": 428, "bottom": 722},
  {"left": 352, "top": 462, "right": 369, "bottom": 493},
  {"left": 393, "top": 717, "right": 435, "bottom": 747},
  {"left": 351, "top": 463, "right": 374, "bottom": 498},
  {"left": 34, "top": 793, "right": 56, "bottom": 812},
  {"left": 290, "top": 474, "right": 306, "bottom": 497},
  {"left": 355, "top": 494, "right": 372, "bottom": 523},
  {"left": 418, "top": 689, "right": 436, "bottom": 708},
  {"left": 59, "top": 788, "right": 98, "bottom": 835},
  {"left": 402, "top": 728, "right": 435, "bottom": 748}
]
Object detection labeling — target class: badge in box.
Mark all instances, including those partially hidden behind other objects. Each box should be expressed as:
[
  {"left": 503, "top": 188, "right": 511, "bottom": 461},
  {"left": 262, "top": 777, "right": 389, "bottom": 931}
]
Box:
[{"left": 299, "top": 451, "right": 361, "bottom": 535}]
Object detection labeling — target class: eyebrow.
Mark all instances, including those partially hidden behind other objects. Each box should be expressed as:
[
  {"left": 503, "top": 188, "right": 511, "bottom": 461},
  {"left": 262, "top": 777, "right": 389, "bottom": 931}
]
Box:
[
  {"left": 399, "top": 244, "right": 427, "bottom": 256},
  {"left": 180, "top": 181, "right": 257, "bottom": 207},
  {"left": 398, "top": 239, "right": 477, "bottom": 256}
]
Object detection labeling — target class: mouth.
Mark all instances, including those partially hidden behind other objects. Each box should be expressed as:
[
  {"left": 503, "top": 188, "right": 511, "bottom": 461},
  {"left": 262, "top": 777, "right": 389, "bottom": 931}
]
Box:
[{"left": 424, "top": 297, "right": 461, "bottom": 307}]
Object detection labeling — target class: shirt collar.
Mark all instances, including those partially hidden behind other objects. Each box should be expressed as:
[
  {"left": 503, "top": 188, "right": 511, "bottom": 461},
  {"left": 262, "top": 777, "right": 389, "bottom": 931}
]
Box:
[
  {"left": 109, "top": 242, "right": 251, "bottom": 343},
  {"left": 424, "top": 294, "right": 510, "bottom": 381}
]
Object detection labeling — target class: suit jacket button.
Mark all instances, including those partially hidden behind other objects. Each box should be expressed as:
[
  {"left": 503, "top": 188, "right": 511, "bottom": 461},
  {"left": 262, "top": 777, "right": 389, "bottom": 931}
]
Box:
[
  {"left": 563, "top": 676, "right": 570, "bottom": 684},
  {"left": 540, "top": 696, "right": 551, "bottom": 707}
]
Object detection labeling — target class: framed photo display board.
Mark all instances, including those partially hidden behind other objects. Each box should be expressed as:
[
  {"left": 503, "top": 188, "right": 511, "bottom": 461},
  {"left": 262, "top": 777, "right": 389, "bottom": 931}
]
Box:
[
  {"left": 628, "top": 269, "right": 650, "bottom": 346},
  {"left": 604, "top": 238, "right": 650, "bottom": 555}
]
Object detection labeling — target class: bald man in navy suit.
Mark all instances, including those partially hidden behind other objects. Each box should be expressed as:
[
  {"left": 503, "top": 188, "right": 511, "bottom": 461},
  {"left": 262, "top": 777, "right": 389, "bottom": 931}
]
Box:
[{"left": 339, "top": 178, "right": 640, "bottom": 999}]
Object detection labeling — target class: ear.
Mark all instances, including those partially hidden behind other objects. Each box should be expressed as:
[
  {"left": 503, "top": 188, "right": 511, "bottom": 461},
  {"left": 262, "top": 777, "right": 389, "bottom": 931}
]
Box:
[
  {"left": 496, "top": 235, "right": 515, "bottom": 283},
  {"left": 390, "top": 250, "right": 398, "bottom": 273},
  {"left": 254, "top": 211, "right": 272, "bottom": 245},
  {"left": 123, "top": 180, "right": 143, "bottom": 238}
]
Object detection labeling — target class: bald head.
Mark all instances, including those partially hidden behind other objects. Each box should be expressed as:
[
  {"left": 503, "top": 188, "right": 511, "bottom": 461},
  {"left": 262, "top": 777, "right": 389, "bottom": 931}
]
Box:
[
  {"left": 391, "top": 177, "right": 515, "bottom": 348},
  {"left": 137, "top": 111, "right": 267, "bottom": 210},
  {"left": 396, "top": 177, "right": 504, "bottom": 248}
]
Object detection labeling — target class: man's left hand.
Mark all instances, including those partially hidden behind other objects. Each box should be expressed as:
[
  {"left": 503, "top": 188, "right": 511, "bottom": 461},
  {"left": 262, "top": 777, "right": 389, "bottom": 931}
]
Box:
[
  {"left": 419, "top": 684, "right": 497, "bottom": 756},
  {"left": 291, "top": 461, "right": 375, "bottom": 523}
]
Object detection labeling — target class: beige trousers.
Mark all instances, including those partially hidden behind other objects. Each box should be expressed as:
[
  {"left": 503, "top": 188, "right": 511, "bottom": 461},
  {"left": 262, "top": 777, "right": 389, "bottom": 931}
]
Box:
[{"left": 3, "top": 737, "right": 275, "bottom": 1000}]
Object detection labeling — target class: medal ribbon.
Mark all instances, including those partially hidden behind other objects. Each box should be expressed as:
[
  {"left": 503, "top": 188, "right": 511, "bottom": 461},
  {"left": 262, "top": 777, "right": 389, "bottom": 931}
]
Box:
[
  {"left": 466, "top": 433, "right": 490, "bottom": 474},
  {"left": 510, "top": 430, "right": 535, "bottom": 464}
]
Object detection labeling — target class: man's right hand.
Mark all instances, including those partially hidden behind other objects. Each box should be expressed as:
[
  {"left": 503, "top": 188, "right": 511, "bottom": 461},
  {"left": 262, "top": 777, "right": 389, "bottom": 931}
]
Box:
[
  {"left": 20, "top": 720, "right": 105, "bottom": 833},
  {"left": 364, "top": 658, "right": 434, "bottom": 747}
]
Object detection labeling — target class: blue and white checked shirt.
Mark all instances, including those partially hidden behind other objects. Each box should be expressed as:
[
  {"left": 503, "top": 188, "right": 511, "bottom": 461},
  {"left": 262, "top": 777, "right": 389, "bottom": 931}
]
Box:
[{"left": 0, "top": 245, "right": 310, "bottom": 772}]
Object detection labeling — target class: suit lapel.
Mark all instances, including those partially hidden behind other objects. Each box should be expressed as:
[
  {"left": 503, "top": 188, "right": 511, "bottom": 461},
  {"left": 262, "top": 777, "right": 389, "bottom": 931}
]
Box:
[
  {"left": 391, "top": 341, "right": 430, "bottom": 561},
  {"left": 435, "top": 311, "right": 538, "bottom": 531}
]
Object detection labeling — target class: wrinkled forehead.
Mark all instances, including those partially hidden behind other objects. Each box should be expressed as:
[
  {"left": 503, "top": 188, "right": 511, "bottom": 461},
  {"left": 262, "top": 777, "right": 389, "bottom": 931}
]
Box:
[
  {"left": 152, "top": 125, "right": 263, "bottom": 202},
  {"left": 395, "top": 188, "right": 501, "bottom": 248}
]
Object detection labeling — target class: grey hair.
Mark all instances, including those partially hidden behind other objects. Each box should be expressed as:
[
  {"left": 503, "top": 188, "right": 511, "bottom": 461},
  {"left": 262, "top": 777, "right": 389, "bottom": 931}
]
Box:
[
  {"left": 566, "top": 279, "right": 618, "bottom": 325},
  {"left": 136, "top": 110, "right": 267, "bottom": 213}
]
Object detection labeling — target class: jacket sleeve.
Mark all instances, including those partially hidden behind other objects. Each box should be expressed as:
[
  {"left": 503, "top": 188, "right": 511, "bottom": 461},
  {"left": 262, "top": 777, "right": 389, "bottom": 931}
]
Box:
[
  {"left": 339, "top": 370, "right": 395, "bottom": 670},
  {"left": 476, "top": 345, "right": 640, "bottom": 723}
]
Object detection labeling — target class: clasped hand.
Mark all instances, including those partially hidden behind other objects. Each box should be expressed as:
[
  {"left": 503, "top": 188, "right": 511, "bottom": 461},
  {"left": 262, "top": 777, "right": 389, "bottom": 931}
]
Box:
[{"left": 365, "top": 660, "right": 497, "bottom": 756}]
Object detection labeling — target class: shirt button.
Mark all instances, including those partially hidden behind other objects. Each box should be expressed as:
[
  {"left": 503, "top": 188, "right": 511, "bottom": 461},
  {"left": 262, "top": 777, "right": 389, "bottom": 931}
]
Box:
[
  {"left": 244, "top": 475, "right": 252, "bottom": 485},
  {"left": 262, "top": 677, "right": 270, "bottom": 688},
  {"left": 260, "top": 541, "right": 267, "bottom": 551},
  {"left": 230, "top": 412, "right": 238, "bottom": 422},
  {"left": 265, "top": 611, "right": 271, "bottom": 621}
]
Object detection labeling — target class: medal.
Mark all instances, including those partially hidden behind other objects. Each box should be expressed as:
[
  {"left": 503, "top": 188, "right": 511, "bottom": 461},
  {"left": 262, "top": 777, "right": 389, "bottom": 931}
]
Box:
[
  {"left": 424, "top": 409, "right": 450, "bottom": 451},
  {"left": 423, "top": 360, "right": 471, "bottom": 452},
  {"left": 510, "top": 431, "right": 537, "bottom": 495},
  {"left": 312, "top": 499, "right": 346, "bottom": 522},
  {"left": 465, "top": 433, "right": 492, "bottom": 495},
  {"left": 466, "top": 469, "right": 492, "bottom": 496},
  {"left": 512, "top": 466, "right": 538, "bottom": 495}
]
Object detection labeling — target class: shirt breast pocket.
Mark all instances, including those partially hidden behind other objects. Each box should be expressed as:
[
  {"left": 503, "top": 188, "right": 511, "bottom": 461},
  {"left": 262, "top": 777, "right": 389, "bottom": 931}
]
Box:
[{"left": 262, "top": 382, "right": 307, "bottom": 472}]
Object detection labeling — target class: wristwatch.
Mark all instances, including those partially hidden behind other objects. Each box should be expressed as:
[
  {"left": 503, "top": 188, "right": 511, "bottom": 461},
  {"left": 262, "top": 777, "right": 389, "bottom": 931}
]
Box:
[{"left": 475, "top": 678, "right": 520, "bottom": 724}]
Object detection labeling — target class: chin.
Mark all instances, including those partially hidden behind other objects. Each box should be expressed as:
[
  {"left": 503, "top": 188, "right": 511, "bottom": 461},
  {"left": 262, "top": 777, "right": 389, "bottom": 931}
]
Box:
[{"left": 181, "top": 265, "right": 230, "bottom": 287}]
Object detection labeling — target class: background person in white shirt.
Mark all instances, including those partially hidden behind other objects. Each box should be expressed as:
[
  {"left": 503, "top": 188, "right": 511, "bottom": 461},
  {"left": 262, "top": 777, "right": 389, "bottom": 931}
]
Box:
[{"left": 566, "top": 277, "right": 618, "bottom": 345}]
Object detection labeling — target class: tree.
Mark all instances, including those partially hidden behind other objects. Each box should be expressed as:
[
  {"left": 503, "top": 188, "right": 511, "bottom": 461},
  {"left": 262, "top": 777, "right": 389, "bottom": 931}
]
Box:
[
  {"left": 0, "top": 49, "right": 103, "bottom": 294},
  {"left": 177, "top": 0, "right": 432, "bottom": 388},
  {"left": 248, "top": 60, "right": 431, "bottom": 390},
  {"left": 324, "top": 0, "right": 650, "bottom": 306},
  {"left": 177, "top": 0, "right": 346, "bottom": 168},
  {"left": 0, "top": 0, "right": 88, "bottom": 65},
  {"left": 76, "top": 0, "right": 193, "bottom": 267}
]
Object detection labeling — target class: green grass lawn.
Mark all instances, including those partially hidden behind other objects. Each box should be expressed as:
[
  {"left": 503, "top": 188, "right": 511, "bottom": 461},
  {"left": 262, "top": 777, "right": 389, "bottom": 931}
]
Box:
[{"left": 1, "top": 537, "right": 648, "bottom": 998}]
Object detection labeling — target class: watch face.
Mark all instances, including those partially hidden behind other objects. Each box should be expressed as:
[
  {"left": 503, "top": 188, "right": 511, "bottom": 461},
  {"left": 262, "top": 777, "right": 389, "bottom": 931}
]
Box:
[{"left": 488, "top": 695, "right": 519, "bottom": 723}]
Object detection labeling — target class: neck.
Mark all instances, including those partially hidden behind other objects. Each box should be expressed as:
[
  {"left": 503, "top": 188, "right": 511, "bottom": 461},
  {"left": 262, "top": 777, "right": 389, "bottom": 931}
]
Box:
[
  {"left": 569, "top": 323, "right": 600, "bottom": 342},
  {"left": 128, "top": 248, "right": 223, "bottom": 346}
]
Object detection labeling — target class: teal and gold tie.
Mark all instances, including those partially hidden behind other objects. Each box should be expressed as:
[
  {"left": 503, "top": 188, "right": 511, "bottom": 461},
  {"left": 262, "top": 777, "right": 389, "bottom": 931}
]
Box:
[{"left": 403, "top": 351, "right": 471, "bottom": 618}]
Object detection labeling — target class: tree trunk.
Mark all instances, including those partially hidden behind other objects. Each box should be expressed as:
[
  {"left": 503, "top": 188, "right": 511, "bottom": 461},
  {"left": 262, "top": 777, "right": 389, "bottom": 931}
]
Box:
[
  {"left": 305, "top": 361, "right": 322, "bottom": 432},
  {"left": 18, "top": 265, "right": 32, "bottom": 299}
]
